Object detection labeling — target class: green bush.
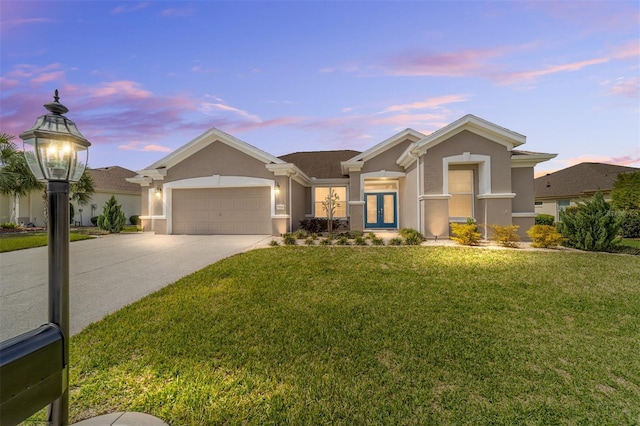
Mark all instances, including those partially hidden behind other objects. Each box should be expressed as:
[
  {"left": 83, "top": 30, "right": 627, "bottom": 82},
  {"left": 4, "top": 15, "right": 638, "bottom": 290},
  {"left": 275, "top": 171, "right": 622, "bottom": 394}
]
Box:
[
  {"left": 399, "top": 228, "right": 425, "bottom": 245},
  {"left": 304, "top": 237, "right": 316, "bottom": 246},
  {"left": 1, "top": 222, "right": 19, "bottom": 229},
  {"left": 336, "top": 236, "right": 351, "bottom": 246},
  {"left": 557, "top": 192, "right": 621, "bottom": 252},
  {"left": 450, "top": 220, "right": 481, "bottom": 246},
  {"left": 282, "top": 233, "right": 297, "bottom": 245},
  {"left": 354, "top": 236, "right": 367, "bottom": 246},
  {"left": 619, "top": 210, "right": 640, "bottom": 238},
  {"left": 129, "top": 215, "right": 141, "bottom": 226},
  {"left": 489, "top": 224, "right": 520, "bottom": 248},
  {"left": 526, "top": 225, "right": 564, "bottom": 248},
  {"left": 370, "top": 235, "right": 385, "bottom": 246},
  {"left": 535, "top": 214, "right": 555, "bottom": 226},
  {"left": 319, "top": 238, "right": 332, "bottom": 246},
  {"left": 269, "top": 239, "right": 279, "bottom": 246},
  {"left": 388, "top": 237, "right": 403, "bottom": 246},
  {"left": 293, "top": 229, "right": 309, "bottom": 240},
  {"left": 97, "top": 196, "right": 127, "bottom": 234},
  {"left": 90, "top": 216, "right": 99, "bottom": 226}
]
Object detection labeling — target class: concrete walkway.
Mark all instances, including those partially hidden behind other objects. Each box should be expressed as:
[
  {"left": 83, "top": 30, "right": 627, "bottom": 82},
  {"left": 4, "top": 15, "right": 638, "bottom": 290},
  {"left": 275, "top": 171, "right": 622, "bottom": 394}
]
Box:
[{"left": 0, "top": 233, "right": 272, "bottom": 341}]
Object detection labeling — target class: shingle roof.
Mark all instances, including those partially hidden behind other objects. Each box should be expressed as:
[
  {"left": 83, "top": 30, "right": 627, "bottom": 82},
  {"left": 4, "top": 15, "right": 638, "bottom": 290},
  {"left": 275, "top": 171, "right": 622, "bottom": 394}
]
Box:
[
  {"left": 88, "top": 166, "right": 140, "bottom": 193},
  {"left": 535, "top": 162, "right": 639, "bottom": 199},
  {"left": 279, "top": 150, "right": 361, "bottom": 179}
]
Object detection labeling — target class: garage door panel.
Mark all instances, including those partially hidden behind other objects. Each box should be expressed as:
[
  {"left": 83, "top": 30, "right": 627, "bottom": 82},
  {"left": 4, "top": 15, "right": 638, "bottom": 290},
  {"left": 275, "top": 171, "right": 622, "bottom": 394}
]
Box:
[{"left": 172, "top": 187, "right": 271, "bottom": 235}]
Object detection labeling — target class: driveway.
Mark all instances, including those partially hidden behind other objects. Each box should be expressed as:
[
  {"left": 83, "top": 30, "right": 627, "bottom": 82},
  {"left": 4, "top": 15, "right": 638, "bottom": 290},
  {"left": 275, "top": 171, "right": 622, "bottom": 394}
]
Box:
[{"left": 0, "top": 233, "right": 272, "bottom": 341}]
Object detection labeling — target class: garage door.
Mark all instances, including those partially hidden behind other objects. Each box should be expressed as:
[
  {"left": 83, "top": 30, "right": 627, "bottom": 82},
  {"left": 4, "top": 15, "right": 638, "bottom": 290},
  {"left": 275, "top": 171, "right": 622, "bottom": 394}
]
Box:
[{"left": 172, "top": 187, "right": 271, "bottom": 234}]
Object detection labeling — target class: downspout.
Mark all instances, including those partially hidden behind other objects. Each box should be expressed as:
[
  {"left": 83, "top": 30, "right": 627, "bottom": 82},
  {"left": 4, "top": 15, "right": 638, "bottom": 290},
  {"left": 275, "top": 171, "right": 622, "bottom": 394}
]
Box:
[
  {"left": 408, "top": 151, "right": 421, "bottom": 234},
  {"left": 289, "top": 174, "right": 293, "bottom": 233}
]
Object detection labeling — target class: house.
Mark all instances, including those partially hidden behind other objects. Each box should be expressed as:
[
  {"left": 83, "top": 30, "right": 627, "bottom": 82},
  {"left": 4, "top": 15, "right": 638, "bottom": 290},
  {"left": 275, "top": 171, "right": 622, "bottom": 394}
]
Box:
[
  {"left": 535, "top": 162, "right": 640, "bottom": 221},
  {"left": 128, "top": 114, "right": 556, "bottom": 238},
  {"left": 0, "top": 166, "right": 141, "bottom": 227}
]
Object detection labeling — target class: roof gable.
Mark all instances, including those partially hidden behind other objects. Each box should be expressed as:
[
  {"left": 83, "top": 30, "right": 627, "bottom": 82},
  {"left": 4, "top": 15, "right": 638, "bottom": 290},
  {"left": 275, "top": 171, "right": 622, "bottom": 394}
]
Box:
[
  {"left": 139, "top": 127, "right": 285, "bottom": 175},
  {"left": 279, "top": 150, "right": 360, "bottom": 179},
  {"left": 535, "top": 162, "right": 640, "bottom": 198}
]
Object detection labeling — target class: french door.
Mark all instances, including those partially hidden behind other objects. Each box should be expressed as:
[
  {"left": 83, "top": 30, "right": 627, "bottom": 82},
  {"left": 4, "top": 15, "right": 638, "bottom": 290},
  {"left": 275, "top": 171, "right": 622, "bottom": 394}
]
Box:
[{"left": 365, "top": 193, "right": 397, "bottom": 228}]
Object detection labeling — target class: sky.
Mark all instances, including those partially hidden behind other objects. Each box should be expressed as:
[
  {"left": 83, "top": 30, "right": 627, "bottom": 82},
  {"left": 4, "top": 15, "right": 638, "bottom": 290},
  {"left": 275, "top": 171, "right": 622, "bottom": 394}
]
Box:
[{"left": 1, "top": 0, "right": 639, "bottom": 176}]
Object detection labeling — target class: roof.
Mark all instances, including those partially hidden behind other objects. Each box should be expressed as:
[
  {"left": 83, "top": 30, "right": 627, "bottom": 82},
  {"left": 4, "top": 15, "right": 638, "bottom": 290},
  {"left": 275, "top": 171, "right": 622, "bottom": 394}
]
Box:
[
  {"left": 279, "top": 150, "right": 360, "bottom": 179},
  {"left": 535, "top": 162, "right": 640, "bottom": 199},
  {"left": 88, "top": 166, "right": 140, "bottom": 193}
]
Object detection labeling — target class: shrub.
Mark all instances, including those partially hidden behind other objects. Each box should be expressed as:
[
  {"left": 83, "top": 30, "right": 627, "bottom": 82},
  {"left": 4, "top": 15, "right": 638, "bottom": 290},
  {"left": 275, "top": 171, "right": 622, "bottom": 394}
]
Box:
[
  {"left": 619, "top": 210, "right": 640, "bottom": 238},
  {"left": 282, "top": 233, "right": 297, "bottom": 245},
  {"left": 304, "top": 237, "right": 316, "bottom": 246},
  {"left": 130, "top": 215, "right": 141, "bottom": 226},
  {"left": 399, "top": 228, "right": 425, "bottom": 245},
  {"left": 450, "top": 219, "right": 481, "bottom": 246},
  {"left": 388, "top": 237, "right": 403, "bottom": 246},
  {"left": 319, "top": 238, "right": 332, "bottom": 246},
  {"left": 97, "top": 196, "right": 127, "bottom": 234},
  {"left": 269, "top": 239, "right": 279, "bottom": 246},
  {"left": 354, "top": 236, "right": 367, "bottom": 246},
  {"left": 370, "top": 235, "right": 385, "bottom": 246},
  {"left": 347, "top": 230, "right": 364, "bottom": 239},
  {"left": 336, "top": 236, "right": 351, "bottom": 246},
  {"left": 489, "top": 224, "right": 520, "bottom": 248},
  {"left": 557, "top": 192, "right": 621, "bottom": 251},
  {"left": 1, "top": 222, "right": 19, "bottom": 229},
  {"left": 527, "top": 225, "right": 564, "bottom": 248},
  {"left": 293, "top": 229, "right": 309, "bottom": 240},
  {"left": 90, "top": 216, "right": 99, "bottom": 226},
  {"left": 298, "top": 218, "right": 348, "bottom": 234},
  {"left": 535, "top": 214, "right": 555, "bottom": 226}
]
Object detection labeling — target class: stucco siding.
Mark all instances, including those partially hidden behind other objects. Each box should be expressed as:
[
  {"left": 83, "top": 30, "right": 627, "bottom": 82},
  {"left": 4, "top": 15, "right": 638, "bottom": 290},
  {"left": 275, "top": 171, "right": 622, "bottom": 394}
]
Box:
[
  {"left": 511, "top": 167, "right": 535, "bottom": 213},
  {"left": 360, "top": 139, "right": 413, "bottom": 174},
  {"left": 290, "top": 179, "right": 307, "bottom": 231},
  {"left": 400, "top": 161, "right": 418, "bottom": 230}
]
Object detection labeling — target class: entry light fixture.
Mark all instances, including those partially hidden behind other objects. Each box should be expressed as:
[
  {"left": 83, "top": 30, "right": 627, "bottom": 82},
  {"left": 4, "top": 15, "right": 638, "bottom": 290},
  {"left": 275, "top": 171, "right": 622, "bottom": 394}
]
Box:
[
  {"left": 155, "top": 186, "right": 162, "bottom": 197},
  {"left": 275, "top": 182, "right": 281, "bottom": 194}
]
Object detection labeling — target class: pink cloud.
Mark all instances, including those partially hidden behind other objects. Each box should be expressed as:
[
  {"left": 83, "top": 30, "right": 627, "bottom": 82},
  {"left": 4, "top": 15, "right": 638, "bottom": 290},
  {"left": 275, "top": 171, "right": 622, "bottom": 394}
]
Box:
[
  {"left": 32, "top": 71, "right": 65, "bottom": 85},
  {"left": 85, "top": 80, "right": 153, "bottom": 99},
  {"left": 608, "top": 77, "right": 640, "bottom": 99},
  {"left": 379, "top": 94, "right": 469, "bottom": 114},
  {"left": 498, "top": 57, "right": 610, "bottom": 85}
]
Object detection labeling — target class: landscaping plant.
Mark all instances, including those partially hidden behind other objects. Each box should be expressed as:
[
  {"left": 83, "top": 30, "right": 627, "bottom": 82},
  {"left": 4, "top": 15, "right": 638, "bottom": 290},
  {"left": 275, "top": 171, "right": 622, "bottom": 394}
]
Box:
[
  {"left": 399, "top": 228, "right": 426, "bottom": 245},
  {"left": 527, "top": 225, "right": 564, "bottom": 248},
  {"left": 97, "top": 195, "right": 127, "bottom": 233},
  {"left": 488, "top": 224, "right": 520, "bottom": 248},
  {"left": 534, "top": 213, "right": 555, "bottom": 226},
  {"left": 557, "top": 192, "right": 621, "bottom": 252},
  {"left": 450, "top": 218, "right": 482, "bottom": 246}
]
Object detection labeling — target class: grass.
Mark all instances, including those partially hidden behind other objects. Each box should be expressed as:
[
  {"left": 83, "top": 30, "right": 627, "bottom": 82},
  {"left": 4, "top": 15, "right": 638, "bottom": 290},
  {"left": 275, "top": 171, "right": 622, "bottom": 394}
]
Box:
[
  {"left": 0, "top": 231, "right": 94, "bottom": 252},
  {"left": 61, "top": 247, "right": 640, "bottom": 425},
  {"left": 621, "top": 238, "right": 640, "bottom": 249}
]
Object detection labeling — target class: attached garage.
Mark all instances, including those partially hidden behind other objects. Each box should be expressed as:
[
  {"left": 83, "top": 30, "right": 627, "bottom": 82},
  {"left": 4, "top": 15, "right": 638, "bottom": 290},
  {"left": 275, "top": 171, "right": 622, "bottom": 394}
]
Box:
[{"left": 171, "top": 187, "right": 271, "bottom": 235}]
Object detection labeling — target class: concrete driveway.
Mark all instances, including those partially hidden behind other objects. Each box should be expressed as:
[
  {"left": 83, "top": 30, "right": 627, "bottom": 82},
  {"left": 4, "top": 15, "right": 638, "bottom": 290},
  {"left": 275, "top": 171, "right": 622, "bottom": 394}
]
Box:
[{"left": 0, "top": 233, "right": 272, "bottom": 341}]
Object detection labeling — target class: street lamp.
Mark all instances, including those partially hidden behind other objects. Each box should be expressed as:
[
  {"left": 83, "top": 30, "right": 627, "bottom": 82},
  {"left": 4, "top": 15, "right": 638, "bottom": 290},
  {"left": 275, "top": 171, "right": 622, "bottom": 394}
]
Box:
[{"left": 20, "top": 90, "right": 91, "bottom": 426}]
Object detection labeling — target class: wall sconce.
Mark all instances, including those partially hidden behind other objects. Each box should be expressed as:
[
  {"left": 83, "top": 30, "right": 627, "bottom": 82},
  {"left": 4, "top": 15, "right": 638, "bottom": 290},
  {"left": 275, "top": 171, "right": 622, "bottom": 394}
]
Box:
[
  {"left": 275, "top": 183, "right": 281, "bottom": 194},
  {"left": 155, "top": 186, "right": 162, "bottom": 197}
]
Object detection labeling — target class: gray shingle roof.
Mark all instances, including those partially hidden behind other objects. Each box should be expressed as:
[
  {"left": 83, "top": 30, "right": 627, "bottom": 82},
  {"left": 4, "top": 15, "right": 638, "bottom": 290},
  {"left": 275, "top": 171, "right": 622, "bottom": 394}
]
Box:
[
  {"left": 88, "top": 166, "right": 140, "bottom": 193},
  {"left": 535, "top": 162, "right": 639, "bottom": 199},
  {"left": 279, "top": 150, "right": 360, "bottom": 179}
]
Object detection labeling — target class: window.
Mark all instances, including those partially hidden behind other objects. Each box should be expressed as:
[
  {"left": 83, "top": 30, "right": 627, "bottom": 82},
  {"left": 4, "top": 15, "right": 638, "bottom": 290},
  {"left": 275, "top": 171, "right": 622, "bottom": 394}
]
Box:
[
  {"left": 557, "top": 199, "right": 570, "bottom": 212},
  {"left": 449, "top": 169, "right": 473, "bottom": 219},
  {"left": 314, "top": 187, "right": 347, "bottom": 218}
]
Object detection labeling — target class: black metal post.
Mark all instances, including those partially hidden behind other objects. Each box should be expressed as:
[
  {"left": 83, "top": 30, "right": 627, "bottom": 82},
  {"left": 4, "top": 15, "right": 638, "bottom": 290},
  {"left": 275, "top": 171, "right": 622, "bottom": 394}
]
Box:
[{"left": 46, "top": 181, "right": 69, "bottom": 426}]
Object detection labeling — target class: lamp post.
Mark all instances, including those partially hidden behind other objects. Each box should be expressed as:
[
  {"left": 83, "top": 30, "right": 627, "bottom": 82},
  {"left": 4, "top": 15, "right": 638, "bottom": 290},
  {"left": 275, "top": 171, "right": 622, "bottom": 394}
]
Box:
[{"left": 20, "top": 90, "right": 91, "bottom": 426}]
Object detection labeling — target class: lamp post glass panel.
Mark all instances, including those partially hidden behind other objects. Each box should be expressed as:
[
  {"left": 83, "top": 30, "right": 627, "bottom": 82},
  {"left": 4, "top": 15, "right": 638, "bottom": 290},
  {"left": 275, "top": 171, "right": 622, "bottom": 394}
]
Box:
[{"left": 19, "top": 90, "right": 90, "bottom": 426}]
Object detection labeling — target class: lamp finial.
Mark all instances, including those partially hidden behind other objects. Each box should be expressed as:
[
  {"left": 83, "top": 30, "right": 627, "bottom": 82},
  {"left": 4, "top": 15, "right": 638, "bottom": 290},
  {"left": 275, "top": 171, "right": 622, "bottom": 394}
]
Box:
[{"left": 44, "top": 89, "right": 69, "bottom": 115}]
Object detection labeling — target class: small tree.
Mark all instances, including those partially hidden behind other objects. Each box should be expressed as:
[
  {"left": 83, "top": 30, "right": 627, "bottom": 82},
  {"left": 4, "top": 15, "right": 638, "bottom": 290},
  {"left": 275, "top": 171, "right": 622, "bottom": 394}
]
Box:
[
  {"left": 557, "top": 192, "right": 621, "bottom": 251},
  {"left": 97, "top": 195, "right": 126, "bottom": 233},
  {"left": 535, "top": 214, "right": 555, "bottom": 226},
  {"left": 321, "top": 189, "right": 340, "bottom": 235}
]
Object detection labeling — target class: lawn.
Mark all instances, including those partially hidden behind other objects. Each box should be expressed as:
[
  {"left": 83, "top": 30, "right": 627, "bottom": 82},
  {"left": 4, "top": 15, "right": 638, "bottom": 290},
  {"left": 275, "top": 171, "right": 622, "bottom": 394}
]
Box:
[
  {"left": 66, "top": 247, "right": 640, "bottom": 425},
  {"left": 0, "top": 231, "right": 94, "bottom": 252}
]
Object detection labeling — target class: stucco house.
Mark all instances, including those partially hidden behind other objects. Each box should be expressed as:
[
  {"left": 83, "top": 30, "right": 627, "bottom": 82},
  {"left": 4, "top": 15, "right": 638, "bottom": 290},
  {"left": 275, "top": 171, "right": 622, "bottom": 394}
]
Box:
[
  {"left": 0, "top": 166, "right": 141, "bottom": 227},
  {"left": 535, "top": 162, "right": 640, "bottom": 222},
  {"left": 128, "top": 114, "right": 556, "bottom": 238}
]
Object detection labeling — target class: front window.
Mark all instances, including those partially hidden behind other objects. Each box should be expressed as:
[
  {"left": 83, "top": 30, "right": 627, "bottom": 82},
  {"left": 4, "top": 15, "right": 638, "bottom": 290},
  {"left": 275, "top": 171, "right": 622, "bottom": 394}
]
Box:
[
  {"left": 314, "top": 186, "right": 347, "bottom": 218},
  {"left": 449, "top": 169, "right": 473, "bottom": 219}
]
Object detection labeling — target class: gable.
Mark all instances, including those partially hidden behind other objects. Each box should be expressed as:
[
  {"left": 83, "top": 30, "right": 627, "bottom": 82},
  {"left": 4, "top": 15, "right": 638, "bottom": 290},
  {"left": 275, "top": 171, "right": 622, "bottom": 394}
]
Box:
[{"left": 279, "top": 150, "right": 360, "bottom": 179}]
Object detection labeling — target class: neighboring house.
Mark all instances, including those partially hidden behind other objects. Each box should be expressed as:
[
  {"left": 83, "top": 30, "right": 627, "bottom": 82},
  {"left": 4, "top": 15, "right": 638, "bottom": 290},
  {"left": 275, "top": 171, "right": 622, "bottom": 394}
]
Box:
[
  {"left": 128, "top": 114, "right": 556, "bottom": 238},
  {"left": 534, "top": 162, "right": 640, "bottom": 222},
  {"left": 0, "top": 166, "right": 141, "bottom": 226}
]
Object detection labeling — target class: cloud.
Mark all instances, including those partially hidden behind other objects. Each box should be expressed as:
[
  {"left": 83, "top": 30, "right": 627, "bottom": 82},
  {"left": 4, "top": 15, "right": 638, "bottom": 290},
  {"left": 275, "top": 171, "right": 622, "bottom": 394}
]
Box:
[
  {"left": 379, "top": 94, "right": 469, "bottom": 114},
  {"left": 607, "top": 77, "right": 640, "bottom": 99},
  {"left": 199, "top": 103, "right": 262, "bottom": 123},
  {"left": 111, "top": 2, "right": 149, "bottom": 14},
  {"left": 118, "top": 142, "right": 172, "bottom": 152}
]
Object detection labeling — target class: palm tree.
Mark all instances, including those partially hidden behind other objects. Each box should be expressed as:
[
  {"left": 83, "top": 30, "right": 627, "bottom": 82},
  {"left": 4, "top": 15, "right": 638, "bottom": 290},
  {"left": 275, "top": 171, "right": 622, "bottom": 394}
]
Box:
[{"left": 0, "top": 133, "right": 44, "bottom": 224}]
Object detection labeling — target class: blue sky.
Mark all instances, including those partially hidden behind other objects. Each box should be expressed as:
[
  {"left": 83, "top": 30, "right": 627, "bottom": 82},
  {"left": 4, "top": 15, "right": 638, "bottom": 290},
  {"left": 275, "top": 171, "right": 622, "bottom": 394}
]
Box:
[{"left": 1, "top": 1, "right": 638, "bottom": 175}]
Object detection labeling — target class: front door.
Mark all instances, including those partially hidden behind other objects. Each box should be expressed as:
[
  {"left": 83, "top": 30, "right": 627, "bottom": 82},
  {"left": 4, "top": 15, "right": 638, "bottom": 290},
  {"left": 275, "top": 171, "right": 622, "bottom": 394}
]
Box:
[{"left": 365, "top": 193, "right": 397, "bottom": 228}]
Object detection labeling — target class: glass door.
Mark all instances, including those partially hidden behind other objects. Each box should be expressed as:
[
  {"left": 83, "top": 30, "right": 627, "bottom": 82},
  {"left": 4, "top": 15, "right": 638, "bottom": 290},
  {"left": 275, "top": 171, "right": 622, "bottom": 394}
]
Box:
[{"left": 365, "top": 193, "right": 397, "bottom": 228}]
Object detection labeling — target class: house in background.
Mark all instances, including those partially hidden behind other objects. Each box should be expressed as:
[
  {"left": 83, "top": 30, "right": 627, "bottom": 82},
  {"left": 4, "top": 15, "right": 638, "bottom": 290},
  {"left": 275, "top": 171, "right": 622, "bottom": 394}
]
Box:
[
  {"left": 129, "top": 114, "right": 555, "bottom": 239},
  {"left": 0, "top": 166, "right": 141, "bottom": 227},
  {"left": 534, "top": 162, "right": 640, "bottom": 222}
]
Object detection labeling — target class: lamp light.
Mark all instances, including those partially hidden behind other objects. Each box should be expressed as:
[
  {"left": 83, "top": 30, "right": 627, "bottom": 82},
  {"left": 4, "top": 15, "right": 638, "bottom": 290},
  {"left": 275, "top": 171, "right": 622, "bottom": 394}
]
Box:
[
  {"left": 275, "top": 182, "right": 281, "bottom": 194},
  {"left": 155, "top": 186, "right": 162, "bottom": 197},
  {"left": 20, "top": 90, "right": 90, "bottom": 183}
]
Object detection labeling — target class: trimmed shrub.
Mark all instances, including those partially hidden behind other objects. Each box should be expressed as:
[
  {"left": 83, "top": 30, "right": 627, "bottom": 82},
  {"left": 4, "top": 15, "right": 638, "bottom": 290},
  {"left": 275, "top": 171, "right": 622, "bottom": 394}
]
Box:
[
  {"left": 400, "top": 228, "right": 425, "bottom": 245},
  {"left": 527, "top": 225, "right": 564, "bottom": 248},
  {"left": 557, "top": 192, "right": 621, "bottom": 251},
  {"left": 450, "top": 220, "right": 481, "bottom": 246},
  {"left": 1, "top": 222, "right": 19, "bottom": 229},
  {"left": 269, "top": 239, "right": 279, "bottom": 246},
  {"left": 282, "top": 233, "right": 297, "bottom": 245},
  {"left": 130, "top": 215, "right": 141, "bottom": 226},
  {"left": 619, "top": 210, "right": 640, "bottom": 238},
  {"left": 97, "top": 196, "right": 127, "bottom": 234},
  {"left": 489, "top": 224, "right": 520, "bottom": 248},
  {"left": 535, "top": 214, "right": 555, "bottom": 226},
  {"left": 90, "top": 216, "right": 99, "bottom": 226}
]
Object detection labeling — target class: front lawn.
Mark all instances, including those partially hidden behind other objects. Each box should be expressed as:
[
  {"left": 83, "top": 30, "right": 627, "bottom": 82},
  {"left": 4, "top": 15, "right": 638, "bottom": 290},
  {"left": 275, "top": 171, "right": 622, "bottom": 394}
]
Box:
[
  {"left": 0, "top": 231, "right": 94, "bottom": 252},
  {"left": 66, "top": 247, "right": 640, "bottom": 425}
]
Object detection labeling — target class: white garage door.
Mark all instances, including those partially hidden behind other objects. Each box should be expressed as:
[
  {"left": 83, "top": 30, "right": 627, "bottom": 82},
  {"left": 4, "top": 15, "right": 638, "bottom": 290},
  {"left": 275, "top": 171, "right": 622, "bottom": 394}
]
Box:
[{"left": 172, "top": 187, "right": 271, "bottom": 235}]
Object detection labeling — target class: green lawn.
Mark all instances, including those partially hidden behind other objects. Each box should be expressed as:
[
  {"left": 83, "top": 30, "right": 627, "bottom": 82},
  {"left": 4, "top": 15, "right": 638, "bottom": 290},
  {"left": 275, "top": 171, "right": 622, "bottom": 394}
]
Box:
[
  {"left": 66, "top": 247, "right": 640, "bottom": 425},
  {"left": 622, "top": 238, "right": 640, "bottom": 249},
  {"left": 0, "top": 231, "right": 94, "bottom": 252}
]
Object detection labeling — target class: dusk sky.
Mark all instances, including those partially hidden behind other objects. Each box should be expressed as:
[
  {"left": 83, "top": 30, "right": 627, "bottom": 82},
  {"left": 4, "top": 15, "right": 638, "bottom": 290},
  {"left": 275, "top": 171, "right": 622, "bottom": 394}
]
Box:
[{"left": 1, "top": 0, "right": 638, "bottom": 175}]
